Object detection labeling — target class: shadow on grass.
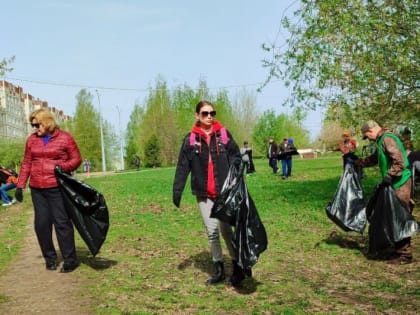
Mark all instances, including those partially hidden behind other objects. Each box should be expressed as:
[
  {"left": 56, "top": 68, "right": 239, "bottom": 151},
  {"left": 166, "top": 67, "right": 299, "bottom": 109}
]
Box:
[
  {"left": 322, "top": 230, "right": 366, "bottom": 251},
  {"left": 76, "top": 248, "right": 118, "bottom": 270},
  {"left": 177, "top": 251, "right": 262, "bottom": 294}
]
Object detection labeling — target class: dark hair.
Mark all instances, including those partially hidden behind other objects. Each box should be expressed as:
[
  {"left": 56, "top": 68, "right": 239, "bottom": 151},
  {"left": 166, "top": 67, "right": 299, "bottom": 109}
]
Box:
[{"left": 195, "top": 100, "right": 214, "bottom": 114}]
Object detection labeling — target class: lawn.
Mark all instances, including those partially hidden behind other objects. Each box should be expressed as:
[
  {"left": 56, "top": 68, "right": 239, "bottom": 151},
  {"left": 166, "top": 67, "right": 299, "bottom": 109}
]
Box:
[{"left": 1, "top": 155, "right": 419, "bottom": 314}]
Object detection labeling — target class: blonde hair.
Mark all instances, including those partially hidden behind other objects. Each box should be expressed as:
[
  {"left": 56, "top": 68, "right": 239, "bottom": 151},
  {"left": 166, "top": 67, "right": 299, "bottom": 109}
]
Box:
[{"left": 29, "top": 109, "right": 59, "bottom": 134}]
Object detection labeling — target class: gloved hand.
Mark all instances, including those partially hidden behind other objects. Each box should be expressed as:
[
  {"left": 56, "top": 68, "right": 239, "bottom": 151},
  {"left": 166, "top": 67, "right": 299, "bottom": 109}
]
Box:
[
  {"left": 380, "top": 177, "right": 392, "bottom": 186},
  {"left": 15, "top": 188, "right": 23, "bottom": 202}
]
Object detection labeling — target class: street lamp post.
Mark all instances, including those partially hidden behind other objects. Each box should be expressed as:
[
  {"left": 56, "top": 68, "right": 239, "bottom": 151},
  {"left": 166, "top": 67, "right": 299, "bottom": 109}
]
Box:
[
  {"left": 95, "top": 90, "right": 106, "bottom": 172},
  {"left": 116, "top": 106, "right": 124, "bottom": 171}
]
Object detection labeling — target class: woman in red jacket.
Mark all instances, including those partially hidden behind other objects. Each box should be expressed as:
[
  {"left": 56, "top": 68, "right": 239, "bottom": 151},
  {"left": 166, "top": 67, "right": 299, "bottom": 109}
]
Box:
[{"left": 15, "top": 109, "right": 82, "bottom": 273}]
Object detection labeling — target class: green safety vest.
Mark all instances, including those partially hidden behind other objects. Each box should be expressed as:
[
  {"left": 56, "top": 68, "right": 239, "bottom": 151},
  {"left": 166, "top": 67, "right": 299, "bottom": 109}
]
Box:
[{"left": 377, "top": 133, "right": 411, "bottom": 188}]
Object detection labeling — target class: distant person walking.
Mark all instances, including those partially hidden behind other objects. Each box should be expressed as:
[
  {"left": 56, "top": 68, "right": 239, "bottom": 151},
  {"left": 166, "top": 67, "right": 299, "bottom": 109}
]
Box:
[
  {"left": 267, "top": 137, "right": 278, "bottom": 174},
  {"left": 278, "top": 138, "right": 296, "bottom": 179},
  {"left": 134, "top": 155, "right": 141, "bottom": 171},
  {"left": 83, "top": 159, "right": 90, "bottom": 177},
  {"left": 240, "top": 141, "right": 255, "bottom": 175}
]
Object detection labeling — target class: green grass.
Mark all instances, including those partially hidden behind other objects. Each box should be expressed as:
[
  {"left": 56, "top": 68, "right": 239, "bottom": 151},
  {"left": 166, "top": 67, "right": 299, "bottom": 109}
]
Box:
[{"left": 1, "top": 155, "right": 419, "bottom": 314}]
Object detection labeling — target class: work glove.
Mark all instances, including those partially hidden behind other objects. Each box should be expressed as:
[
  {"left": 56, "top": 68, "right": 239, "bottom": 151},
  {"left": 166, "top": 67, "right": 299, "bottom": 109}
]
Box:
[
  {"left": 15, "top": 188, "right": 23, "bottom": 202},
  {"left": 380, "top": 177, "right": 392, "bottom": 187}
]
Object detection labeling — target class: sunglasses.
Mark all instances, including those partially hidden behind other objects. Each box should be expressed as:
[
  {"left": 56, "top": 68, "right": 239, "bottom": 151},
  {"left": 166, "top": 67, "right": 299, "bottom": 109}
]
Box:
[
  {"left": 31, "top": 123, "right": 41, "bottom": 128},
  {"left": 200, "top": 111, "right": 216, "bottom": 118}
]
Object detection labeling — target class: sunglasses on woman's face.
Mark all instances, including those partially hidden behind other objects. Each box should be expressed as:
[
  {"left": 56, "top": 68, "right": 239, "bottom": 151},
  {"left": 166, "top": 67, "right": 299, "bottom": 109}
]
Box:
[
  {"left": 200, "top": 111, "right": 216, "bottom": 118},
  {"left": 31, "top": 123, "right": 41, "bottom": 128}
]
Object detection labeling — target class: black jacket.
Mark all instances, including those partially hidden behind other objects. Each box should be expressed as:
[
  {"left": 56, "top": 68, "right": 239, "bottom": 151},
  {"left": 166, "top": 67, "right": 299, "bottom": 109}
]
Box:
[{"left": 173, "top": 124, "right": 240, "bottom": 207}]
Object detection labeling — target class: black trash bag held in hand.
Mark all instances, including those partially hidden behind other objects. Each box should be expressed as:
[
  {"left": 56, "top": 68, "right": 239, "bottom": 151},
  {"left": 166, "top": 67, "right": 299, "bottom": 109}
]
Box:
[
  {"left": 55, "top": 166, "right": 109, "bottom": 256},
  {"left": 366, "top": 184, "right": 418, "bottom": 253},
  {"left": 326, "top": 163, "right": 367, "bottom": 233},
  {"left": 211, "top": 158, "right": 245, "bottom": 225},
  {"left": 211, "top": 159, "right": 268, "bottom": 269}
]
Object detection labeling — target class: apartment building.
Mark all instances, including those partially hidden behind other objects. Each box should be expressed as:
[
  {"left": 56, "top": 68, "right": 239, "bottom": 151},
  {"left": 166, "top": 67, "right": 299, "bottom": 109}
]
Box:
[{"left": 0, "top": 80, "right": 70, "bottom": 139}]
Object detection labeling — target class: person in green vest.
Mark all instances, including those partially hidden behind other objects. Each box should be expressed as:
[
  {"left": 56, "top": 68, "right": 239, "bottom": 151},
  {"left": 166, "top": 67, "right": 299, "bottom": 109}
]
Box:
[{"left": 356, "top": 120, "right": 413, "bottom": 264}]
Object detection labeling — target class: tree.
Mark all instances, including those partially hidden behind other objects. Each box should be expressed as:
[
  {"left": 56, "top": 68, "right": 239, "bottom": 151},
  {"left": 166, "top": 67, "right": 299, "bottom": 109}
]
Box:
[
  {"left": 144, "top": 134, "right": 161, "bottom": 167},
  {"left": 125, "top": 104, "right": 145, "bottom": 168},
  {"left": 262, "top": 0, "right": 419, "bottom": 136},
  {"left": 0, "top": 56, "right": 15, "bottom": 76},
  {"left": 70, "top": 89, "right": 117, "bottom": 172}
]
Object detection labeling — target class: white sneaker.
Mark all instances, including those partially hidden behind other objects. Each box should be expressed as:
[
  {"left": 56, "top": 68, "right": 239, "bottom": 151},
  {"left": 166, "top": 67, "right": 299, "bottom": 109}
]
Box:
[
  {"left": 11, "top": 199, "right": 17, "bottom": 204},
  {"left": 2, "top": 202, "right": 12, "bottom": 206}
]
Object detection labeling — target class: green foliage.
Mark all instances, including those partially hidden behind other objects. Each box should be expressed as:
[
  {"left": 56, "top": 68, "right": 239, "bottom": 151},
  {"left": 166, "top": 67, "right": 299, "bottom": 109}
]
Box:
[
  {"left": 124, "top": 78, "right": 261, "bottom": 166},
  {"left": 262, "top": 0, "right": 419, "bottom": 138},
  {"left": 70, "top": 89, "right": 117, "bottom": 172},
  {"left": 0, "top": 56, "right": 15, "bottom": 76},
  {"left": 0, "top": 139, "right": 25, "bottom": 170},
  {"left": 125, "top": 104, "right": 144, "bottom": 168},
  {"left": 252, "top": 109, "right": 311, "bottom": 154},
  {"left": 143, "top": 134, "right": 162, "bottom": 167}
]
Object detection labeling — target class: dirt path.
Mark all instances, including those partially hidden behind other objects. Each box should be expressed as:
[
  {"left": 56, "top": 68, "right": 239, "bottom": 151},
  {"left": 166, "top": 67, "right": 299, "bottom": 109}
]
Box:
[{"left": 0, "top": 215, "right": 94, "bottom": 315}]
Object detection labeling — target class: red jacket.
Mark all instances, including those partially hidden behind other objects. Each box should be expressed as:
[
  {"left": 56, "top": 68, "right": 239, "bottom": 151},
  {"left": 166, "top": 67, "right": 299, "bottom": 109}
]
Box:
[{"left": 17, "top": 129, "right": 82, "bottom": 189}]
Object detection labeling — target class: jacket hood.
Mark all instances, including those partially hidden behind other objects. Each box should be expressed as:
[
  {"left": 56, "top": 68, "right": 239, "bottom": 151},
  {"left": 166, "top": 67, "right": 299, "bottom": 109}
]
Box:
[{"left": 192, "top": 120, "right": 224, "bottom": 136}]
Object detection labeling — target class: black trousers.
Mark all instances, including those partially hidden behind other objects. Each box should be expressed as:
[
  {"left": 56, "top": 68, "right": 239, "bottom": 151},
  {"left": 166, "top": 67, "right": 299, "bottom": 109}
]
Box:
[{"left": 31, "top": 187, "right": 77, "bottom": 264}]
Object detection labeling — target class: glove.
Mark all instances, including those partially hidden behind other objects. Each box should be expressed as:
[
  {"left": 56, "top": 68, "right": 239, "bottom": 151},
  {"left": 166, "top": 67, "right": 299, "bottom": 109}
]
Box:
[
  {"left": 380, "top": 177, "right": 392, "bottom": 186},
  {"left": 15, "top": 188, "right": 23, "bottom": 202}
]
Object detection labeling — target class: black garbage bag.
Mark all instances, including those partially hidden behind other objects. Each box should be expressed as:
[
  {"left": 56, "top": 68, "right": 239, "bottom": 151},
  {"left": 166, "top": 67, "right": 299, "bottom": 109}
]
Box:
[
  {"left": 55, "top": 166, "right": 109, "bottom": 256},
  {"left": 211, "top": 159, "right": 246, "bottom": 225},
  {"left": 366, "top": 184, "right": 419, "bottom": 253},
  {"left": 326, "top": 163, "right": 367, "bottom": 233},
  {"left": 211, "top": 159, "right": 268, "bottom": 269}
]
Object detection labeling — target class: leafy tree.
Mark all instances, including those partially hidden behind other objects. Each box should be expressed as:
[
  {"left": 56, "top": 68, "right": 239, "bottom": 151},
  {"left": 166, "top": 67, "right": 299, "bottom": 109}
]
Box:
[
  {"left": 70, "top": 89, "right": 117, "bottom": 172},
  {"left": 231, "top": 89, "right": 258, "bottom": 147},
  {"left": 252, "top": 110, "right": 280, "bottom": 154},
  {"left": 0, "top": 56, "right": 15, "bottom": 76},
  {"left": 125, "top": 104, "right": 145, "bottom": 168},
  {"left": 143, "top": 134, "right": 161, "bottom": 167},
  {"left": 0, "top": 139, "right": 25, "bottom": 170},
  {"left": 262, "top": 0, "right": 419, "bottom": 137},
  {"left": 140, "top": 78, "right": 175, "bottom": 166}
]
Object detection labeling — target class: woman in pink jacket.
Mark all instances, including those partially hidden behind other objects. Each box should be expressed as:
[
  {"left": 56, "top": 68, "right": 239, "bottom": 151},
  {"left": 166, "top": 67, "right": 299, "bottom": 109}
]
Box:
[{"left": 15, "top": 109, "right": 82, "bottom": 273}]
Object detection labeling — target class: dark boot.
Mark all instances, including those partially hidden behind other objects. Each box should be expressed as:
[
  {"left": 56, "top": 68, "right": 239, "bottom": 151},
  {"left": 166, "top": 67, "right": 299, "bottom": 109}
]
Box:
[
  {"left": 206, "top": 261, "right": 225, "bottom": 285},
  {"left": 230, "top": 260, "right": 246, "bottom": 287}
]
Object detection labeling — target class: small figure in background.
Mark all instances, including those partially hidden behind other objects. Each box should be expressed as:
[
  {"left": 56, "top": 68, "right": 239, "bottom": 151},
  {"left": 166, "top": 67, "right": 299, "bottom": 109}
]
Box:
[
  {"left": 267, "top": 137, "right": 278, "bottom": 174},
  {"left": 339, "top": 131, "right": 358, "bottom": 168},
  {"left": 0, "top": 167, "right": 18, "bottom": 206},
  {"left": 134, "top": 155, "right": 141, "bottom": 171},
  {"left": 83, "top": 159, "right": 90, "bottom": 177},
  {"left": 240, "top": 141, "right": 255, "bottom": 175}
]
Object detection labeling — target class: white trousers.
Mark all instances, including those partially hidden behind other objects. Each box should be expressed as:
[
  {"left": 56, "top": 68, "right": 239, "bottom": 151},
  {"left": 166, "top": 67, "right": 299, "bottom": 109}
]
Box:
[{"left": 197, "top": 197, "right": 236, "bottom": 262}]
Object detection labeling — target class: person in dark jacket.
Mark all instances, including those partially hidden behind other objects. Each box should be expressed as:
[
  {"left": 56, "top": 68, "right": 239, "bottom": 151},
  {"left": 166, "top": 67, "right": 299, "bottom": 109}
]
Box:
[
  {"left": 267, "top": 137, "right": 278, "bottom": 174},
  {"left": 173, "top": 100, "right": 246, "bottom": 287},
  {"left": 356, "top": 120, "right": 413, "bottom": 264},
  {"left": 15, "top": 109, "right": 82, "bottom": 272}
]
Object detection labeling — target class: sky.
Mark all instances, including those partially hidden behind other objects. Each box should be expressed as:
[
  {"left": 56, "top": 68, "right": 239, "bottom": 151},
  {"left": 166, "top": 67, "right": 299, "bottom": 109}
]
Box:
[{"left": 2, "top": 0, "right": 322, "bottom": 140}]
